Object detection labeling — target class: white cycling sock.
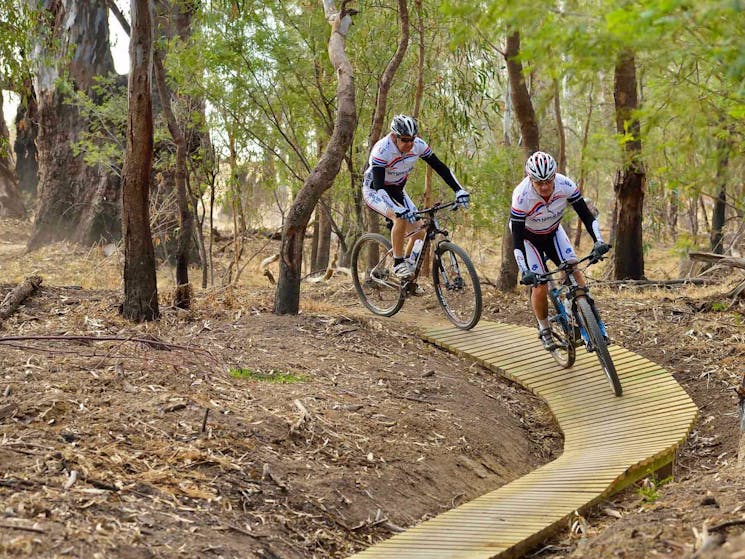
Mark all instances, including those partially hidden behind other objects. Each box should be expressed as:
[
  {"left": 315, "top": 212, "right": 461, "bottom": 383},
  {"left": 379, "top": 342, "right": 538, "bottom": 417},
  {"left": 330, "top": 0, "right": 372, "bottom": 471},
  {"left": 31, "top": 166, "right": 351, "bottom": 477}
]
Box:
[{"left": 537, "top": 319, "right": 550, "bottom": 330}]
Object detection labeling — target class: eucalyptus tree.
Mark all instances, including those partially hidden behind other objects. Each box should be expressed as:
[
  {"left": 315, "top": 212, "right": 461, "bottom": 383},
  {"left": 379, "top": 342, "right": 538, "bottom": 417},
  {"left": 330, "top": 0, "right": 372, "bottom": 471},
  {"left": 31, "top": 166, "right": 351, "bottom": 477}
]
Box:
[
  {"left": 273, "top": 0, "right": 357, "bottom": 314},
  {"left": 121, "top": 0, "right": 159, "bottom": 322},
  {"left": 26, "top": 0, "right": 122, "bottom": 249}
]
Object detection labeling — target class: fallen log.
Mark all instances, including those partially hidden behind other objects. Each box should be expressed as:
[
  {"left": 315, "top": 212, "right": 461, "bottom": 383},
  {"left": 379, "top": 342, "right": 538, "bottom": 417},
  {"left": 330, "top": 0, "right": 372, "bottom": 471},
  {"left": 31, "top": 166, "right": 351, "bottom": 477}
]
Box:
[
  {"left": 689, "top": 251, "right": 745, "bottom": 271},
  {"left": 0, "top": 275, "right": 43, "bottom": 324}
]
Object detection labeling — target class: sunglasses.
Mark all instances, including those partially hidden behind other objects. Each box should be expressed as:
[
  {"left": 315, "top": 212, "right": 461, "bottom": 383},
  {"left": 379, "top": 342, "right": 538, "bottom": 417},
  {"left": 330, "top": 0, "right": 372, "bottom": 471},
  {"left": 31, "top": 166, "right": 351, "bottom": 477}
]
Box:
[
  {"left": 397, "top": 136, "right": 415, "bottom": 143},
  {"left": 532, "top": 178, "right": 554, "bottom": 185}
]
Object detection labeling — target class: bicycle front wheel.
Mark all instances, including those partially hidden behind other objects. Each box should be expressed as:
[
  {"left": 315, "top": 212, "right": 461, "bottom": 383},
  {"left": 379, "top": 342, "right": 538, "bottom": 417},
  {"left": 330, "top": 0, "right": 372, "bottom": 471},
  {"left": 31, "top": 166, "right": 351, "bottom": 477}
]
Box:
[
  {"left": 576, "top": 297, "right": 622, "bottom": 396},
  {"left": 432, "top": 241, "right": 482, "bottom": 329},
  {"left": 547, "top": 292, "right": 576, "bottom": 369},
  {"left": 351, "top": 233, "right": 405, "bottom": 317}
]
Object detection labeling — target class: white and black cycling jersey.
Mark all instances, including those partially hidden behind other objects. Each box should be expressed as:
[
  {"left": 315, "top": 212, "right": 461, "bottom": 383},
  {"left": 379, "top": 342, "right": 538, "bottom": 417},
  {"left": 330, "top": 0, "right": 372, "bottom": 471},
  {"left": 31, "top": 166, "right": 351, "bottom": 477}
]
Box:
[
  {"left": 509, "top": 173, "right": 602, "bottom": 274},
  {"left": 510, "top": 173, "right": 581, "bottom": 235},
  {"left": 362, "top": 134, "right": 433, "bottom": 189}
]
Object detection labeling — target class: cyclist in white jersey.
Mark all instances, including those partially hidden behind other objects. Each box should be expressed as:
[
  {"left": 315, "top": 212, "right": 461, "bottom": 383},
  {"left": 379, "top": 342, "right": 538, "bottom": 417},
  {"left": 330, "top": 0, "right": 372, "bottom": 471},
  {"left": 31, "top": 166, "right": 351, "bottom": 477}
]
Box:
[
  {"left": 363, "top": 115, "right": 470, "bottom": 278},
  {"left": 510, "top": 151, "right": 610, "bottom": 350}
]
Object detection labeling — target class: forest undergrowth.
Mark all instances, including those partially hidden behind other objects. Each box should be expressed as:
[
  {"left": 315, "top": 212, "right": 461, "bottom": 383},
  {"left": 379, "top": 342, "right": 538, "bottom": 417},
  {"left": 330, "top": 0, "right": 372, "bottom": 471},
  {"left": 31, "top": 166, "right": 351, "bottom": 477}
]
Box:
[{"left": 1, "top": 220, "right": 744, "bottom": 558}]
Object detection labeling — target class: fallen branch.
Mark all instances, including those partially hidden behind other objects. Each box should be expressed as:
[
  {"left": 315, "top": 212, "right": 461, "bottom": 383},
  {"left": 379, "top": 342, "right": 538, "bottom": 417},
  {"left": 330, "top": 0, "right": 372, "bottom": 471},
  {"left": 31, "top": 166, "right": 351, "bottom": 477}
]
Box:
[
  {"left": 0, "top": 334, "right": 206, "bottom": 354},
  {"left": 0, "top": 521, "right": 45, "bottom": 534},
  {"left": 597, "top": 278, "right": 715, "bottom": 288},
  {"left": 689, "top": 252, "right": 745, "bottom": 271},
  {"left": 0, "top": 275, "right": 43, "bottom": 324}
]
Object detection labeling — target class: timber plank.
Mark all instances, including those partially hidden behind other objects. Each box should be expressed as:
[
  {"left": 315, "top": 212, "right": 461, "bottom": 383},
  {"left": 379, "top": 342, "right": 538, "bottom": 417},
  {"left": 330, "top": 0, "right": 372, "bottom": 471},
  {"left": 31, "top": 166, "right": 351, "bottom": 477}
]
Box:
[{"left": 349, "top": 320, "right": 697, "bottom": 559}]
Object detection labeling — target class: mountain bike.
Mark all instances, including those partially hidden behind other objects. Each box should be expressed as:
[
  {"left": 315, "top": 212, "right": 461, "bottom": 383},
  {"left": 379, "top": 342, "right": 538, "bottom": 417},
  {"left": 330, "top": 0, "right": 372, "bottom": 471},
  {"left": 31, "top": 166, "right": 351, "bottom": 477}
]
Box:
[
  {"left": 530, "top": 252, "right": 622, "bottom": 396},
  {"left": 351, "top": 202, "right": 482, "bottom": 330}
]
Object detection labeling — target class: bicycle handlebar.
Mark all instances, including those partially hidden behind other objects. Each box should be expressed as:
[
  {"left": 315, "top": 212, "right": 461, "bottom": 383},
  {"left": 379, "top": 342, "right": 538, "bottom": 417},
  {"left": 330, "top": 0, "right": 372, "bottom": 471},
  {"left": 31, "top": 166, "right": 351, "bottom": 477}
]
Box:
[
  {"left": 413, "top": 201, "right": 459, "bottom": 217},
  {"left": 526, "top": 246, "right": 613, "bottom": 286}
]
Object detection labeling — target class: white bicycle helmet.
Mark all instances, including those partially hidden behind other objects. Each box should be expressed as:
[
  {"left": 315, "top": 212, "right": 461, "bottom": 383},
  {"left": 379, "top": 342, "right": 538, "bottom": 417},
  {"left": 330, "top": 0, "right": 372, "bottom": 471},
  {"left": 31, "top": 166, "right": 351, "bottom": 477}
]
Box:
[
  {"left": 525, "top": 151, "right": 557, "bottom": 181},
  {"left": 390, "top": 114, "right": 418, "bottom": 137}
]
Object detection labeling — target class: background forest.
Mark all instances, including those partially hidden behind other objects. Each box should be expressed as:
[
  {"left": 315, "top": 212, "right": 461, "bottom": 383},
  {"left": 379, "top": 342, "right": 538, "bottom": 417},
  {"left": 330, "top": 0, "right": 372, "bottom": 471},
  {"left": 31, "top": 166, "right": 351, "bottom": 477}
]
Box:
[{"left": 1, "top": 0, "right": 743, "bottom": 314}]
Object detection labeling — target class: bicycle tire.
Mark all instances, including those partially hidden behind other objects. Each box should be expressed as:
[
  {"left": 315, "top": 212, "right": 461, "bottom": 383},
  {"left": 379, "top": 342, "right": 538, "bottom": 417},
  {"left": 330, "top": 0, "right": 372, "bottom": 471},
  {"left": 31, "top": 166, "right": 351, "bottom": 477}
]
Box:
[
  {"left": 350, "top": 233, "right": 405, "bottom": 317},
  {"left": 432, "top": 241, "right": 482, "bottom": 329},
  {"left": 547, "top": 291, "right": 576, "bottom": 368},
  {"left": 576, "top": 297, "right": 622, "bottom": 396}
]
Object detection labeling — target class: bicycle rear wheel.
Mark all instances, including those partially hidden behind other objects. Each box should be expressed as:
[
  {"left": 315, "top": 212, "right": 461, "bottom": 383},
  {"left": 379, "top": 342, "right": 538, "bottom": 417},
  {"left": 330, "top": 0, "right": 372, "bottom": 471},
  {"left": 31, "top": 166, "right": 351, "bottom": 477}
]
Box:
[
  {"left": 576, "top": 297, "right": 622, "bottom": 396},
  {"left": 351, "top": 233, "right": 405, "bottom": 317},
  {"left": 547, "top": 292, "right": 576, "bottom": 368},
  {"left": 432, "top": 241, "right": 482, "bottom": 329}
]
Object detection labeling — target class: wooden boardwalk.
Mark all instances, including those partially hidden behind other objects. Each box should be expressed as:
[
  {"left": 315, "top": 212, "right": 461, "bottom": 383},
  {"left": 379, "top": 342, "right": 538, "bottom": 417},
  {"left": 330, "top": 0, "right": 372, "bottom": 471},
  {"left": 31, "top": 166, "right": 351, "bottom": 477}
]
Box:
[{"left": 350, "top": 320, "right": 698, "bottom": 559}]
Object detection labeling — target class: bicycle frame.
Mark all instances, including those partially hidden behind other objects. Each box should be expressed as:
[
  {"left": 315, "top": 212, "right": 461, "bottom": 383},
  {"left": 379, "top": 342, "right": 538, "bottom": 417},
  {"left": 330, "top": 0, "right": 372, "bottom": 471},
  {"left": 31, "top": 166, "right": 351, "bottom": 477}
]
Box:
[
  {"left": 541, "top": 255, "right": 607, "bottom": 351},
  {"left": 401, "top": 201, "right": 458, "bottom": 292}
]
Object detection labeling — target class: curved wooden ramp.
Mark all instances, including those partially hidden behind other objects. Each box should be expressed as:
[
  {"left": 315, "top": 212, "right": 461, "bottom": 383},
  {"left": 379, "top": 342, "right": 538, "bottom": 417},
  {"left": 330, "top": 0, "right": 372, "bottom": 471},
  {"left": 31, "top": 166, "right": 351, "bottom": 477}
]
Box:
[{"left": 350, "top": 320, "right": 697, "bottom": 559}]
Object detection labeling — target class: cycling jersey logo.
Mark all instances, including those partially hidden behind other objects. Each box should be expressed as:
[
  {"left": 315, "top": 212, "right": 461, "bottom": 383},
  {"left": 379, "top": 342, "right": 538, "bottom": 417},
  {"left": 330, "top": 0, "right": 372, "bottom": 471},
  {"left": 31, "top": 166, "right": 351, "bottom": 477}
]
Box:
[
  {"left": 565, "top": 248, "right": 572, "bottom": 254},
  {"left": 531, "top": 264, "right": 539, "bottom": 271}
]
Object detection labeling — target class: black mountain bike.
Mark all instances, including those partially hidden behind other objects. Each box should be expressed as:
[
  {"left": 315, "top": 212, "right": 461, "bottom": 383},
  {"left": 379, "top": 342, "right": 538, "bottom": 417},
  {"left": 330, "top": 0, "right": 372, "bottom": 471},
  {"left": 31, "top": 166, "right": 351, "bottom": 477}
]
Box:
[
  {"left": 351, "top": 202, "right": 482, "bottom": 330},
  {"left": 530, "top": 252, "right": 622, "bottom": 396}
]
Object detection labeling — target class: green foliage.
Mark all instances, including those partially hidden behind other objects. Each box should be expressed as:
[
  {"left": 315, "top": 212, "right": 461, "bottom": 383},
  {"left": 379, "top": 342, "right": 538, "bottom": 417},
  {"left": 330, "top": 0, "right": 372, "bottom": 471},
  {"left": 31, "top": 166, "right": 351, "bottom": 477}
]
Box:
[
  {"left": 228, "top": 367, "right": 307, "bottom": 383},
  {"left": 637, "top": 475, "right": 672, "bottom": 503},
  {"left": 0, "top": 1, "right": 36, "bottom": 86}
]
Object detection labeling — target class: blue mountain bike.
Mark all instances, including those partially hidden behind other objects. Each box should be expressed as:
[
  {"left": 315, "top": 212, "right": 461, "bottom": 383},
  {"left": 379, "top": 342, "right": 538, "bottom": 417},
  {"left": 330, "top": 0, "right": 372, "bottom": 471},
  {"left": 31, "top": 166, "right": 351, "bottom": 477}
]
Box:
[{"left": 532, "top": 252, "right": 622, "bottom": 397}]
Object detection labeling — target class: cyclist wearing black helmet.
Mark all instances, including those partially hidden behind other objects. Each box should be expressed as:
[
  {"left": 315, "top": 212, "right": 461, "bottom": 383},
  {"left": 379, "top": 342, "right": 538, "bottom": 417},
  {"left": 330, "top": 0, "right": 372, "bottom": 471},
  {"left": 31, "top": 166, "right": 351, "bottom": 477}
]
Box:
[
  {"left": 363, "top": 114, "right": 470, "bottom": 279},
  {"left": 510, "top": 151, "right": 610, "bottom": 350}
]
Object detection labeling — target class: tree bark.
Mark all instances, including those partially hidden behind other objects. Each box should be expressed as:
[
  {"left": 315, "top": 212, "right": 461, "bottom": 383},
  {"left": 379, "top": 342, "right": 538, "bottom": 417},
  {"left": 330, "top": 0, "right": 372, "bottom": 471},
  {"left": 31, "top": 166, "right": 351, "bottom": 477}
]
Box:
[
  {"left": 121, "top": 0, "right": 159, "bottom": 322},
  {"left": 498, "top": 31, "right": 539, "bottom": 292},
  {"left": 153, "top": 51, "right": 193, "bottom": 308},
  {"left": 612, "top": 50, "right": 645, "bottom": 280},
  {"left": 0, "top": 94, "right": 26, "bottom": 218},
  {"left": 315, "top": 193, "right": 332, "bottom": 272},
  {"left": 710, "top": 132, "right": 730, "bottom": 254},
  {"left": 273, "top": 0, "right": 357, "bottom": 315},
  {"left": 27, "top": 0, "right": 121, "bottom": 250}
]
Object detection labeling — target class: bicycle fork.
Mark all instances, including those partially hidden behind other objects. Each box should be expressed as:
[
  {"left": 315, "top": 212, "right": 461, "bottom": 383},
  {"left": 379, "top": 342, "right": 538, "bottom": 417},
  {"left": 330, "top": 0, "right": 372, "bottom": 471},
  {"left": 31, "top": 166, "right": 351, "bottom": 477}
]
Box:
[{"left": 571, "top": 296, "right": 609, "bottom": 351}]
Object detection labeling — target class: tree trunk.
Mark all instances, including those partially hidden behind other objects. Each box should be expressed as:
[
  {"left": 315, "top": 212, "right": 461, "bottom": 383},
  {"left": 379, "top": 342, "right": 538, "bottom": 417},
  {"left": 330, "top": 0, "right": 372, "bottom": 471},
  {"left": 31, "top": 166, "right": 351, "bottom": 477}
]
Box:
[
  {"left": 0, "top": 94, "right": 26, "bottom": 218},
  {"left": 13, "top": 82, "right": 39, "bottom": 199},
  {"left": 153, "top": 51, "right": 193, "bottom": 308},
  {"left": 413, "top": 0, "right": 425, "bottom": 120},
  {"left": 365, "top": 0, "right": 409, "bottom": 242},
  {"left": 667, "top": 187, "right": 679, "bottom": 240},
  {"left": 710, "top": 133, "right": 730, "bottom": 254},
  {"left": 612, "top": 50, "right": 645, "bottom": 280},
  {"left": 273, "top": 1, "right": 357, "bottom": 315},
  {"left": 121, "top": 0, "right": 159, "bottom": 322},
  {"left": 27, "top": 0, "right": 121, "bottom": 250},
  {"left": 498, "top": 31, "right": 539, "bottom": 292},
  {"left": 553, "top": 78, "right": 567, "bottom": 174},
  {"left": 315, "top": 194, "right": 332, "bottom": 272},
  {"left": 366, "top": 0, "right": 409, "bottom": 151},
  {"left": 574, "top": 84, "right": 595, "bottom": 247}
]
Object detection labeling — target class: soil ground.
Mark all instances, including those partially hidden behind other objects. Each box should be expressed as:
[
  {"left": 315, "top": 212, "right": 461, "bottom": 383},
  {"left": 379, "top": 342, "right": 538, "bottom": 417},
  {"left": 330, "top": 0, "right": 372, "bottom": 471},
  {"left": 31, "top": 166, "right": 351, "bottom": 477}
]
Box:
[{"left": 1, "top": 219, "right": 744, "bottom": 559}]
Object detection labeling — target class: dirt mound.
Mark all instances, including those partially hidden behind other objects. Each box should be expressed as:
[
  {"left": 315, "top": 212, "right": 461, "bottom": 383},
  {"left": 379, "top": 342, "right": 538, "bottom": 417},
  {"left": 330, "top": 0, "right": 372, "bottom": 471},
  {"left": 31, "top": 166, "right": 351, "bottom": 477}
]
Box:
[{"left": 0, "top": 283, "right": 560, "bottom": 558}]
